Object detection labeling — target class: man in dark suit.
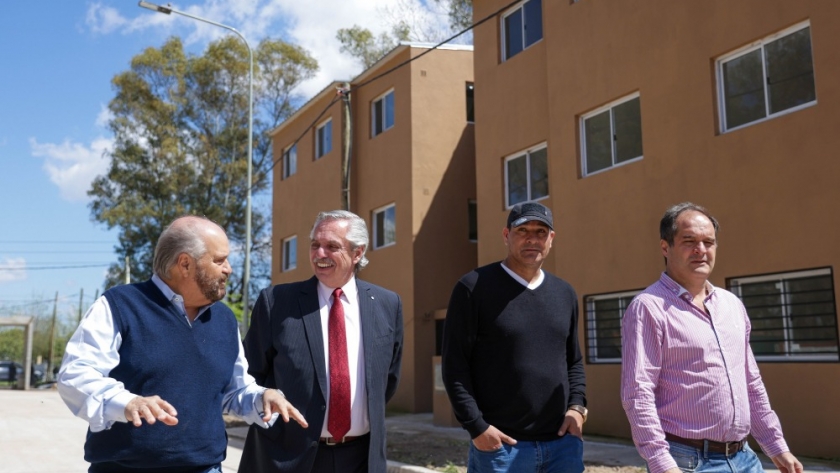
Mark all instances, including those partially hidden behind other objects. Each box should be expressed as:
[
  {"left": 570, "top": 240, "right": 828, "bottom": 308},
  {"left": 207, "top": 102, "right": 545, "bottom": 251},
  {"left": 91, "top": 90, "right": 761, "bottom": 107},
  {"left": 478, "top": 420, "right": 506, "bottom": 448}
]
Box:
[{"left": 239, "top": 210, "right": 404, "bottom": 473}]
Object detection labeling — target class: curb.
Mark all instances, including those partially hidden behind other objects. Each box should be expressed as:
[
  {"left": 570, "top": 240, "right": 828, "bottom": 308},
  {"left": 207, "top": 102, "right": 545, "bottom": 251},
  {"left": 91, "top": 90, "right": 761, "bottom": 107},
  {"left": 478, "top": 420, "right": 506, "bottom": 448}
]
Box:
[{"left": 387, "top": 460, "right": 439, "bottom": 473}]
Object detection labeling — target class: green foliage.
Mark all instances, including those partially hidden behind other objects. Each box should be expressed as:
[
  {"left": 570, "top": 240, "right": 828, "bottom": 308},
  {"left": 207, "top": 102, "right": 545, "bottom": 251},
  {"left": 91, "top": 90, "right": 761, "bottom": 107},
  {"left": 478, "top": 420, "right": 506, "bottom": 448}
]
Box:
[
  {"left": 337, "top": 0, "right": 472, "bottom": 70},
  {"left": 337, "top": 25, "right": 408, "bottom": 70},
  {"left": 90, "top": 36, "right": 318, "bottom": 302},
  {"left": 436, "top": 0, "right": 473, "bottom": 32},
  {"left": 0, "top": 328, "right": 24, "bottom": 360}
]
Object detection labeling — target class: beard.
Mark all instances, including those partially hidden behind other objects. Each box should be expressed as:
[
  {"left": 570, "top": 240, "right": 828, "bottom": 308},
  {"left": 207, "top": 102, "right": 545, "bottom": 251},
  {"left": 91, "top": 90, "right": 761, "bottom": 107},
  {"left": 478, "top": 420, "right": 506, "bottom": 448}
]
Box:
[{"left": 195, "top": 263, "right": 227, "bottom": 302}]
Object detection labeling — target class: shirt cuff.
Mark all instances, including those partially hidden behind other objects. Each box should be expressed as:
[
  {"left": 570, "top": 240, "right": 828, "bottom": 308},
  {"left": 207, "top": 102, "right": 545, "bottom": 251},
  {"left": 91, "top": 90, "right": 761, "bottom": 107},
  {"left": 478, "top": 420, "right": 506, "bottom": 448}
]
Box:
[
  {"left": 758, "top": 440, "right": 790, "bottom": 459},
  {"left": 105, "top": 391, "right": 139, "bottom": 425},
  {"left": 645, "top": 451, "right": 678, "bottom": 473}
]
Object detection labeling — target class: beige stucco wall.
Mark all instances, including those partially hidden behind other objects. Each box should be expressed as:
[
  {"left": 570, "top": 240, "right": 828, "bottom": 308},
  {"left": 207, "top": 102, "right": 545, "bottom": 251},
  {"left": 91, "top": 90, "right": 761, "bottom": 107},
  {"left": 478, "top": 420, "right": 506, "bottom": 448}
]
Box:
[
  {"left": 474, "top": 0, "right": 840, "bottom": 458},
  {"left": 270, "top": 47, "right": 476, "bottom": 413}
]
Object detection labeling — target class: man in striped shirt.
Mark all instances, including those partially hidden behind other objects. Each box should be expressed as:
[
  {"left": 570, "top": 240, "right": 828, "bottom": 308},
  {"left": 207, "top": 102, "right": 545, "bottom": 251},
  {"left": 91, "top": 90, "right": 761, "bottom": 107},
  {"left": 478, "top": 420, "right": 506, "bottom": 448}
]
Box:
[{"left": 620, "top": 202, "right": 802, "bottom": 473}]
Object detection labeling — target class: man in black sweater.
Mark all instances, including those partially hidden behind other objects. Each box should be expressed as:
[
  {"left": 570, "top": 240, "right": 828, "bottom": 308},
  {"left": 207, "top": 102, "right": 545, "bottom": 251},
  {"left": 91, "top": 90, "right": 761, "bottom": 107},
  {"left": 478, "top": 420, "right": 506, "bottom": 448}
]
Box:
[{"left": 442, "top": 202, "right": 587, "bottom": 473}]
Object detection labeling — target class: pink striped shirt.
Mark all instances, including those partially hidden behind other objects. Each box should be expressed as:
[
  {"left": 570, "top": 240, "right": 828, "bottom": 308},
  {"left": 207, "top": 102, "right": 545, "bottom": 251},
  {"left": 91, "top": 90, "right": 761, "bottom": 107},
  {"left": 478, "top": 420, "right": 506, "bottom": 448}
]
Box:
[{"left": 620, "top": 273, "right": 789, "bottom": 473}]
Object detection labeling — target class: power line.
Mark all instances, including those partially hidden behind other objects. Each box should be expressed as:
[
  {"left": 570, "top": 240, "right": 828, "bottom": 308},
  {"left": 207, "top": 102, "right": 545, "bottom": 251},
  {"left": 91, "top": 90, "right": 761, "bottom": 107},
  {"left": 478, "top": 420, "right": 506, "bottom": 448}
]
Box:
[
  {"left": 0, "top": 240, "right": 113, "bottom": 244},
  {"left": 0, "top": 264, "right": 112, "bottom": 271},
  {"left": 255, "top": 2, "right": 517, "bottom": 190}
]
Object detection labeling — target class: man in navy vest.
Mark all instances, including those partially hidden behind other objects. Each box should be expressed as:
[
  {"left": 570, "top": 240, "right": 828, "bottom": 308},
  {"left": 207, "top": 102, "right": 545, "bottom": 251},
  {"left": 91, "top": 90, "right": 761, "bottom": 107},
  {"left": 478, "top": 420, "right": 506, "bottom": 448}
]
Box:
[{"left": 58, "top": 216, "right": 308, "bottom": 473}]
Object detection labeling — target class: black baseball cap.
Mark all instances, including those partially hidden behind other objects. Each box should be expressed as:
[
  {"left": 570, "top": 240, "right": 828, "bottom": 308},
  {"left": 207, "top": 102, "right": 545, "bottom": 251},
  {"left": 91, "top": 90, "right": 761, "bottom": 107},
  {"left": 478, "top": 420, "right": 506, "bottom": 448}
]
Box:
[{"left": 507, "top": 202, "right": 554, "bottom": 230}]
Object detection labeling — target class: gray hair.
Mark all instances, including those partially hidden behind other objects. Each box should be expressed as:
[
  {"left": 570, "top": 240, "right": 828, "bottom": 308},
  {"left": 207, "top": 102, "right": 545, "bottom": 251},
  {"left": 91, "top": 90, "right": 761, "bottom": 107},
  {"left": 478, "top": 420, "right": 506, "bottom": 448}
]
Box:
[
  {"left": 310, "top": 210, "right": 370, "bottom": 273},
  {"left": 659, "top": 202, "right": 720, "bottom": 245},
  {"left": 153, "top": 216, "right": 217, "bottom": 279}
]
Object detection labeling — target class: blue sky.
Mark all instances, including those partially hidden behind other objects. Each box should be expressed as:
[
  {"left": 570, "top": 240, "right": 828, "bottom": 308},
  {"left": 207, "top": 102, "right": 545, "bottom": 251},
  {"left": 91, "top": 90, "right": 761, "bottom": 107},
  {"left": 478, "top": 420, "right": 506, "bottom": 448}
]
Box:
[{"left": 0, "top": 0, "right": 447, "bottom": 316}]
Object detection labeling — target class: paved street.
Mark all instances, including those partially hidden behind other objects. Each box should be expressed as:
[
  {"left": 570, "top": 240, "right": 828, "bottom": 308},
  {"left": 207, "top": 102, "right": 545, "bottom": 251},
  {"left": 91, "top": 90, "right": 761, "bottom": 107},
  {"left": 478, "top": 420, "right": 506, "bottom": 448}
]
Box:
[{"left": 3, "top": 388, "right": 838, "bottom": 473}]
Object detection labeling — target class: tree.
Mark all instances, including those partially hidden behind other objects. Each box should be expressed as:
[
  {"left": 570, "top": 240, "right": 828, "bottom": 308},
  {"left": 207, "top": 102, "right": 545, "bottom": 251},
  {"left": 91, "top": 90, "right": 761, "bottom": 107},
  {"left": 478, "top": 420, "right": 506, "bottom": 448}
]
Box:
[
  {"left": 89, "top": 36, "right": 318, "bottom": 306},
  {"left": 437, "top": 0, "right": 473, "bottom": 32},
  {"left": 337, "top": 0, "right": 472, "bottom": 70},
  {"left": 337, "top": 25, "right": 410, "bottom": 70}
]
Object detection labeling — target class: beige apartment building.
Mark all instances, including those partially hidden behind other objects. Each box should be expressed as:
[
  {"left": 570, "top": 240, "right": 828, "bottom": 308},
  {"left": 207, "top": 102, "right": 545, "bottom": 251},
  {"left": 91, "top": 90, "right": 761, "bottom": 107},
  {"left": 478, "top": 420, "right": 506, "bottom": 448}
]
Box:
[
  {"left": 472, "top": 0, "right": 840, "bottom": 459},
  {"left": 269, "top": 43, "right": 476, "bottom": 413}
]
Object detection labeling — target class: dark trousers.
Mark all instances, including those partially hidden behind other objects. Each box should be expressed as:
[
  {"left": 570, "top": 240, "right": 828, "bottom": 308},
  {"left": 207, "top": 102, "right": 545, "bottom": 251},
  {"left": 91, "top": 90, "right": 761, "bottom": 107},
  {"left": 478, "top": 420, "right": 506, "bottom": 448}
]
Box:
[{"left": 310, "top": 433, "right": 371, "bottom": 473}]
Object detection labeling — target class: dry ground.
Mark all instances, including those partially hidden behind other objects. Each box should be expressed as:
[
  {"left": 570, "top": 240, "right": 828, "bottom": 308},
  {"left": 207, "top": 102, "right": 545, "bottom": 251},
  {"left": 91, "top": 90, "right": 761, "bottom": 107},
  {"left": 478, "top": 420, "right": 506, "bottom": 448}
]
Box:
[
  {"left": 386, "top": 430, "right": 644, "bottom": 473},
  {"left": 225, "top": 415, "right": 644, "bottom": 473}
]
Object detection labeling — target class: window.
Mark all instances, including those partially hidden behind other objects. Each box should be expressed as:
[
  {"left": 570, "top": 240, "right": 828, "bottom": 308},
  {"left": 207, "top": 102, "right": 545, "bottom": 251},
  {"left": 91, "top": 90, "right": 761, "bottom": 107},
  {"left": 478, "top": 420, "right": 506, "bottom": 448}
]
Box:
[
  {"left": 282, "top": 236, "right": 297, "bottom": 272},
  {"left": 372, "top": 204, "right": 396, "bottom": 249},
  {"left": 315, "top": 119, "right": 332, "bottom": 159},
  {"left": 466, "top": 83, "right": 475, "bottom": 123},
  {"left": 717, "top": 22, "right": 816, "bottom": 132},
  {"left": 468, "top": 199, "right": 477, "bottom": 242},
  {"left": 282, "top": 144, "right": 297, "bottom": 179},
  {"left": 581, "top": 93, "right": 643, "bottom": 176},
  {"left": 504, "top": 144, "right": 548, "bottom": 207},
  {"left": 728, "top": 268, "right": 838, "bottom": 361},
  {"left": 372, "top": 90, "right": 395, "bottom": 137},
  {"left": 501, "top": 0, "right": 542, "bottom": 61},
  {"left": 584, "top": 290, "right": 640, "bottom": 363}
]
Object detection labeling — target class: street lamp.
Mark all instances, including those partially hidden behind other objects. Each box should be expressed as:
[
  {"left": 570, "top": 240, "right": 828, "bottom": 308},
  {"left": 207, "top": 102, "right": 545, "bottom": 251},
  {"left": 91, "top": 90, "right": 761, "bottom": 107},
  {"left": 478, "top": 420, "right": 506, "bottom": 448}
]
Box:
[{"left": 138, "top": 2, "right": 254, "bottom": 331}]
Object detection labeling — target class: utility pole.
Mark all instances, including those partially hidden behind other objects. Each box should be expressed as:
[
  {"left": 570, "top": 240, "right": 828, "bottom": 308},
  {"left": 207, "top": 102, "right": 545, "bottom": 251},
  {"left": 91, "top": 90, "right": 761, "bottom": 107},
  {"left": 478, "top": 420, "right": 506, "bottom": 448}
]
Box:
[
  {"left": 78, "top": 288, "right": 84, "bottom": 325},
  {"left": 48, "top": 292, "right": 58, "bottom": 381},
  {"left": 340, "top": 84, "right": 352, "bottom": 211},
  {"left": 125, "top": 256, "right": 131, "bottom": 284}
]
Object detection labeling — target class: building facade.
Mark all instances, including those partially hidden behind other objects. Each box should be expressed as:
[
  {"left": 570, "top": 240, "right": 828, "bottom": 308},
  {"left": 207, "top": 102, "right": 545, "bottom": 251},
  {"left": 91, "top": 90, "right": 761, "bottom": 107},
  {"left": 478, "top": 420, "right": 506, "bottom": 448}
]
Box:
[
  {"left": 473, "top": 0, "right": 840, "bottom": 459},
  {"left": 270, "top": 44, "right": 476, "bottom": 412}
]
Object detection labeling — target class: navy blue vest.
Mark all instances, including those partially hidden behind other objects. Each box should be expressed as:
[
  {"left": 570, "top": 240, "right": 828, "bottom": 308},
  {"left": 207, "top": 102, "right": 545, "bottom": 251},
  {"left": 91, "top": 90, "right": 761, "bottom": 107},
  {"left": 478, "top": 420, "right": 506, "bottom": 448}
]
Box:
[{"left": 85, "top": 280, "right": 239, "bottom": 471}]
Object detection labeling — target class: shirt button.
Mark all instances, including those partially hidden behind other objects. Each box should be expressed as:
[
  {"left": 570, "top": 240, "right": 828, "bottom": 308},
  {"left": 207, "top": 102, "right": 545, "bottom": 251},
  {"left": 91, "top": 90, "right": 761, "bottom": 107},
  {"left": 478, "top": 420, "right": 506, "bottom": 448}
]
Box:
[{"left": 321, "top": 405, "right": 326, "bottom": 411}]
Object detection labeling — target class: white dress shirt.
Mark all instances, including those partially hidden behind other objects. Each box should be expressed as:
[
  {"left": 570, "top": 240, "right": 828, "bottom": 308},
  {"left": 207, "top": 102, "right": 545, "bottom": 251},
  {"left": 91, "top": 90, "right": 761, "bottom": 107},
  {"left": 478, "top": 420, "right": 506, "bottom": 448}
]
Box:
[
  {"left": 317, "top": 277, "right": 370, "bottom": 437},
  {"left": 57, "top": 275, "right": 270, "bottom": 432}
]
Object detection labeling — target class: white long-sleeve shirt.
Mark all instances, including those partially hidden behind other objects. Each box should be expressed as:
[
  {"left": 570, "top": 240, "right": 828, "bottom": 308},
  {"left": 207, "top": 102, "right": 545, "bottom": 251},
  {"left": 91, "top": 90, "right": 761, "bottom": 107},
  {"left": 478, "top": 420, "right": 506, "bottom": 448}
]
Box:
[{"left": 57, "top": 275, "right": 272, "bottom": 432}]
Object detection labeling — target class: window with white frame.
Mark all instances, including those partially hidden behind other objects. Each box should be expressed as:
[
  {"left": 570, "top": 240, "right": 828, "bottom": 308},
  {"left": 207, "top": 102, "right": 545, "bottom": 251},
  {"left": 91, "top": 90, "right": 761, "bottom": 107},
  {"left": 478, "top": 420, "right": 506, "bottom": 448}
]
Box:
[
  {"left": 371, "top": 90, "right": 395, "bottom": 137},
  {"left": 372, "top": 204, "right": 396, "bottom": 249},
  {"left": 505, "top": 144, "right": 548, "bottom": 207},
  {"left": 315, "top": 119, "right": 332, "bottom": 159},
  {"left": 584, "top": 290, "right": 640, "bottom": 363},
  {"left": 501, "top": 0, "right": 542, "bottom": 61},
  {"left": 717, "top": 22, "right": 816, "bottom": 132},
  {"left": 581, "top": 93, "right": 643, "bottom": 176},
  {"left": 282, "top": 236, "right": 297, "bottom": 272},
  {"left": 728, "top": 268, "right": 838, "bottom": 361},
  {"left": 282, "top": 144, "right": 297, "bottom": 179}
]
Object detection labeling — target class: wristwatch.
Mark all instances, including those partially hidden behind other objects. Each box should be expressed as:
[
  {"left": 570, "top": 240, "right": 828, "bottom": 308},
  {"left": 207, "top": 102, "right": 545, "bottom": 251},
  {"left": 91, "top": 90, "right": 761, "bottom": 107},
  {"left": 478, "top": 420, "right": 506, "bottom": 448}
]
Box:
[{"left": 567, "top": 404, "right": 588, "bottom": 423}]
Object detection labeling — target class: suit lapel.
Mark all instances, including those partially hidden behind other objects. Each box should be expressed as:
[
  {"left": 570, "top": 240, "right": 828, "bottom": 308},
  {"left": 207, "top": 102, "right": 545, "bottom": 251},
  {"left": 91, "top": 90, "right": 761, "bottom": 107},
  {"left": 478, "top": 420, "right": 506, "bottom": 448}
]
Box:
[
  {"left": 300, "top": 277, "right": 328, "bottom": 399},
  {"left": 357, "top": 280, "right": 376, "bottom": 393}
]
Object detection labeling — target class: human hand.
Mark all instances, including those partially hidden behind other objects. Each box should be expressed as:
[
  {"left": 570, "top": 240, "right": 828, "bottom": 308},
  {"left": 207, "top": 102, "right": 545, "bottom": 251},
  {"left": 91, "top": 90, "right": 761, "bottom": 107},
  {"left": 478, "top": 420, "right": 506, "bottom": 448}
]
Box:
[
  {"left": 771, "top": 451, "right": 803, "bottom": 473},
  {"left": 124, "top": 395, "right": 178, "bottom": 427},
  {"left": 472, "top": 425, "right": 517, "bottom": 452},
  {"left": 558, "top": 410, "right": 584, "bottom": 439},
  {"left": 262, "top": 389, "right": 308, "bottom": 428}
]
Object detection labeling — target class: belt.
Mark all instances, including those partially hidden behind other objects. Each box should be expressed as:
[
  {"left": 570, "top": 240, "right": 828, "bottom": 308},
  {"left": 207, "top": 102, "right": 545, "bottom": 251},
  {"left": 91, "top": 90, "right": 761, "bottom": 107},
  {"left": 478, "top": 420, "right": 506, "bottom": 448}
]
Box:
[
  {"left": 665, "top": 433, "right": 746, "bottom": 456},
  {"left": 319, "top": 435, "right": 360, "bottom": 446}
]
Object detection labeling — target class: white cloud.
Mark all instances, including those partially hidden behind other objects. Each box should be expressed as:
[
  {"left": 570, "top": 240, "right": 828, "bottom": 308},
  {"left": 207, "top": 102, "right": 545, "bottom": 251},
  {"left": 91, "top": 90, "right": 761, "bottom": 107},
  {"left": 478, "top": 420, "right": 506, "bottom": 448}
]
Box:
[
  {"left": 30, "top": 137, "right": 113, "bottom": 203},
  {"left": 95, "top": 104, "right": 113, "bottom": 128},
  {"left": 0, "top": 258, "right": 27, "bottom": 284},
  {"left": 86, "top": 0, "right": 450, "bottom": 98},
  {"left": 85, "top": 2, "right": 129, "bottom": 35}
]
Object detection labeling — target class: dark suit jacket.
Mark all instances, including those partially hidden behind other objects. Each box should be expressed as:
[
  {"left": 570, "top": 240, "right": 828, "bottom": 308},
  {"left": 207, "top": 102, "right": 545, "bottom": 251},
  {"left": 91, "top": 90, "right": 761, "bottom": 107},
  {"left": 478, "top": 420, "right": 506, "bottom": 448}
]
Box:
[{"left": 238, "top": 276, "right": 403, "bottom": 473}]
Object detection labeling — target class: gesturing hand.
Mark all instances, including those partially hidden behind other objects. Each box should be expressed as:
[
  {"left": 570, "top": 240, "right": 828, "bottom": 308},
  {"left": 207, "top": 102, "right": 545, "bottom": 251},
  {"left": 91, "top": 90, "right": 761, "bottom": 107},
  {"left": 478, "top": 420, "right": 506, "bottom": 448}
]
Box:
[
  {"left": 262, "top": 389, "right": 308, "bottom": 428},
  {"left": 124, "top": 395, "right": 179, "bottom": 428}
]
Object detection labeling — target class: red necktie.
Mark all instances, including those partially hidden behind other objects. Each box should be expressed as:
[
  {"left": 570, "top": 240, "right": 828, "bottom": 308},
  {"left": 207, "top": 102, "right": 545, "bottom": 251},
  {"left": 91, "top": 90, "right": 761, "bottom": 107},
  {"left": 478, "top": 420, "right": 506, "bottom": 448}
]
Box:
[{"left": 328, "top": 288, "right": 351, "bottom": 440}]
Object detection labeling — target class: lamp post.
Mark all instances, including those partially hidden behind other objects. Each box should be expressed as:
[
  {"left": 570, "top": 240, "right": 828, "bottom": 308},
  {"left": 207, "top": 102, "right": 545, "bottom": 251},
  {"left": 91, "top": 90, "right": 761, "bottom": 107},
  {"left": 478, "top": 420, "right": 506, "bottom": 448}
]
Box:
[{"left": 138, "top": 1, "right": 254, "bottom": 331}]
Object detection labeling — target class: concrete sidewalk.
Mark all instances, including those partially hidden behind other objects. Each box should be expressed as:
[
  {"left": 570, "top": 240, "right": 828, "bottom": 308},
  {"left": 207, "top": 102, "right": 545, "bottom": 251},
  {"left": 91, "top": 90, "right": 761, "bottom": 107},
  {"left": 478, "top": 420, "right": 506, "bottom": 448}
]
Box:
[{"left": 3, "top": 389, "right": 838, "bottom": 473}]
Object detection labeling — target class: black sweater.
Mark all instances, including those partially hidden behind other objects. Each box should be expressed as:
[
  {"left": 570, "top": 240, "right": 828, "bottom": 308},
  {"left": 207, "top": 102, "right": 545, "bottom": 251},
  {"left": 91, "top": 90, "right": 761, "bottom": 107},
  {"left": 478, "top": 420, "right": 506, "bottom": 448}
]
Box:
[{"left": 441, "top": 262, "right": 586, "bottom": 441}]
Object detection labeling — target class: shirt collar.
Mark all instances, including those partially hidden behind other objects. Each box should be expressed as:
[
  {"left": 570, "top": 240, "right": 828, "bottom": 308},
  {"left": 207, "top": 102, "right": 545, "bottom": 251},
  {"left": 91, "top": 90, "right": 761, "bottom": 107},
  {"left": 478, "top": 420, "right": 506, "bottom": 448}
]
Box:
[
  {"left": 151, "top": 273, "right": 213, "bottom": 318},
  {"left": 659, "top": 271, "right": 716, "bottom": 299},
  {"left": 317, "top": 276, "right": 358, "bottom": 304}
]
